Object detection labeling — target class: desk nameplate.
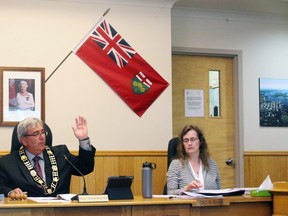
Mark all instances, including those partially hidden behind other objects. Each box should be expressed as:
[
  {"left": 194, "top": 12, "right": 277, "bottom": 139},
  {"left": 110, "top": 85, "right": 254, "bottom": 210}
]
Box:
[
  {"left": 193, "top": 198, "right": 228, "bottom": 207},
  {"left": 78, "top": 194, "right": 109, "bottom": 203}
]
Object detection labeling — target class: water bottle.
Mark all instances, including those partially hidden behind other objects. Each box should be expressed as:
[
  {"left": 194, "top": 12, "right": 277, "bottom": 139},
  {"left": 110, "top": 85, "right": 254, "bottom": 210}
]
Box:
[{"left": 142, "top": 161, "right": 156, "bottom": 198}]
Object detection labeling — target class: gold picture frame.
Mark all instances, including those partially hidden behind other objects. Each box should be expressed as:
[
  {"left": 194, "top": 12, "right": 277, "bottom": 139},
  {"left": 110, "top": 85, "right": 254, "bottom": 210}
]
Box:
[{"left": 0, "top": 67, "right": 45, "bottom": 126}]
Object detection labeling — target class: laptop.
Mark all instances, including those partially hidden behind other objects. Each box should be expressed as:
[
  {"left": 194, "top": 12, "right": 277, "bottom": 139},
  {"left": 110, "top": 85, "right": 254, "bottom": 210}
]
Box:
[{"left": 103, "top": 176, "right": 134, "bottom": 200}]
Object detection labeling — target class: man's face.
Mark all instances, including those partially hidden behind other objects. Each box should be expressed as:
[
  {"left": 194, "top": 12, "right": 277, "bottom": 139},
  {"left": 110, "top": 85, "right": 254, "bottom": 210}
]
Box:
[{"left": 20, "top": 123, "right": 46, "bottom": 155}]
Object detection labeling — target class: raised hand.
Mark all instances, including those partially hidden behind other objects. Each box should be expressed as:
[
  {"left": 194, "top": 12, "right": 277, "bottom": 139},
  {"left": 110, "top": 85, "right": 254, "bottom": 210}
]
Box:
[{"left": 72, "top": 116, "right": 88, "bottom": 140}]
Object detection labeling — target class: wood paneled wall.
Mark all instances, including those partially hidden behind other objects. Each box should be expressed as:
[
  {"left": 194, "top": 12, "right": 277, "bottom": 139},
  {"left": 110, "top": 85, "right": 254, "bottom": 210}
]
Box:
[
  {"left": 1, "top": 150, "right": 287, "bottom": 195},
  {"left": 244, "top": 151, "right": 288, "bottom": 187},
  {"left": 69, "top": 151, "right": 168, "bottom": 195},
  {"left": 0, "top": 150, "right": 167, "bottom": 196}
]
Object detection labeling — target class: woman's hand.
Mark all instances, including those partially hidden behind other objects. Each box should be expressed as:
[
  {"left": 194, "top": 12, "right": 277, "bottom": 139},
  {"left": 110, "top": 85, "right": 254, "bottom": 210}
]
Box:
[{"left": 184, "top": 180, "right": 203, "bottom": 191}]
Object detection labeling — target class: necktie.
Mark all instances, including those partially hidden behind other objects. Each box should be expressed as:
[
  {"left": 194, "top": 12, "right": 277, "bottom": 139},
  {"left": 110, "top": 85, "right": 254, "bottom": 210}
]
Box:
[{"left": 33, "top": 156, "right": 43, "bottom": 179}]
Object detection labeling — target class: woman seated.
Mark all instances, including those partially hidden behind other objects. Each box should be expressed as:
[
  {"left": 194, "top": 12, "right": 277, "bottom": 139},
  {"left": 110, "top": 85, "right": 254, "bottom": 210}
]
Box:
[{"left": 166, "top": 125, "right": 221, "bottom": 195}]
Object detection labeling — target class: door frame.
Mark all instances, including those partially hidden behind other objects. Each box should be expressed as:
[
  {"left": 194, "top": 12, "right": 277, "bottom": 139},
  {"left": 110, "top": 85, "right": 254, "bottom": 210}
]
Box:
[{"left": 172, "top": 47, "right": 244, "bottom": 187}]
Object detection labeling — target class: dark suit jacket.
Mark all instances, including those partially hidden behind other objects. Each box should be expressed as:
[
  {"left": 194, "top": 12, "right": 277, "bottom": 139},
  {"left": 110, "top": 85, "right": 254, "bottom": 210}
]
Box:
[{"left": 0, "top": 144, "right": 95, "bottom": 197}]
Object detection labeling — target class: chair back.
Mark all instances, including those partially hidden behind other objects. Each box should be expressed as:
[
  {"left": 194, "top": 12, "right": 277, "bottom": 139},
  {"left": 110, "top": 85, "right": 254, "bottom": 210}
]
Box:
[
  {"left": 10, "top": 122, "right": 53, "bottom": 153},
  {"left": 167, "top": 137, "right": 179, "bottom": 168},
  {"left": 163, "top": 137, "right": 179, "bottom": 194}
]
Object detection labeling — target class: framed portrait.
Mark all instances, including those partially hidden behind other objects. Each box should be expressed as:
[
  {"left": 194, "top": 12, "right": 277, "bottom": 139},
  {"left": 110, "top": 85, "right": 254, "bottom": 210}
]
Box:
[{"left": 0, "top": 67, "right": 45, "bottom": 126}]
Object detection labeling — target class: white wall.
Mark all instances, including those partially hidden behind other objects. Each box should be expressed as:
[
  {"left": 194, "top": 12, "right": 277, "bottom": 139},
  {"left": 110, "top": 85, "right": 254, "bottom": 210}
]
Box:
[
  {"left": 172, "top": 8, "right": 288, "bottom": 151},
  {"left": 2, "top": 2, "right": 287, "bottom": 152},
  {"left": 0, "top": 0, "right": 174, "bottom": 150}
]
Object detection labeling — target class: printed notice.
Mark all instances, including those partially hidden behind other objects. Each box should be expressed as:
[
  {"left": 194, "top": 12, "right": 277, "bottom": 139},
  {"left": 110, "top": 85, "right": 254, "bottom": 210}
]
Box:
[{"left": 184, "top": 89, "right": 204, "bottom": 117}]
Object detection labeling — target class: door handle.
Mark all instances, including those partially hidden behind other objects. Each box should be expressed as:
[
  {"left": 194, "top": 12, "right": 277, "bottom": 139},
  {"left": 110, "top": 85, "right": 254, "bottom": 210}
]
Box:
[{"left": 225, "top": 158, "right": 234, "bottom": 166}]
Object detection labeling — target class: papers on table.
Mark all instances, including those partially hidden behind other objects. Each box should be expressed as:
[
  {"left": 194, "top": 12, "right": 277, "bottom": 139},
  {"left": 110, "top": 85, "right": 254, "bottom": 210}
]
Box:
[
  {"left": 28, "top": 197, "right": 70, "bottom": 203},
  {"left": 153, "top": 192, "right": 222, "bottom": 198},
  {"left": 153, "top": 175, "right": 273, "bottom": 199},
  {"left": 195, "top": 188, "right": 245, "bottom": 196},
  {"left": 153, "top": 195, "right": 178, "bottom": 198},
  {"left": 153, "top": 188, "right": 247, "bottom": 199},
  {"left": 181, "top": 190, "right": 223, "bottom": 198},
  {"left": 153, "top": 192, "right": 223, "bottom": 199},
  {"left": 28, "top": 194, "right": 77, "bottom": 202}
]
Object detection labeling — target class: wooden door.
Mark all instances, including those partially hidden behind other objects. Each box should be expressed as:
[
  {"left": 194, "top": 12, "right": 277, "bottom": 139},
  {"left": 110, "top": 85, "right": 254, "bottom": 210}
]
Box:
[{"left": 172, "top": 55, "right": 235, "bottom": 188}]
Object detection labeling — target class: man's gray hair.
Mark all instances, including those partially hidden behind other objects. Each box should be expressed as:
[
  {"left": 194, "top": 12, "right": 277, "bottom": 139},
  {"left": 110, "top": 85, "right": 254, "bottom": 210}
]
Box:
[{"left": 17, "top": 118, "right": 43, "bottom": 142}]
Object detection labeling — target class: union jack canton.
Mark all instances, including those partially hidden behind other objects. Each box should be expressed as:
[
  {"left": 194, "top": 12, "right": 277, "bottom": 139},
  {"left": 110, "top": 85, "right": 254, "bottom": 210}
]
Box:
[{"left": 91, "top": 19, "right": 136, "bottom": 68}]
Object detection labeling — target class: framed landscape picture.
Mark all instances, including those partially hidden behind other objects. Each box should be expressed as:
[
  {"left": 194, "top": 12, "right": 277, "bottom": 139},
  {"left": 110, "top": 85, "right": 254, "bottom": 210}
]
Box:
[
  {"left": 259, "top": 78, "right": 288, "bottom": 127},
  {"left": 0, "top": 67, "right": 45, "bottom": 126}
]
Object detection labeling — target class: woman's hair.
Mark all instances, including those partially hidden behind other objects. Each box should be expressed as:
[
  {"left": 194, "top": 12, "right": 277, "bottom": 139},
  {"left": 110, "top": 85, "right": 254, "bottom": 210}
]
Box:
[
  {"left": 177, "top": 125, "right": 210, "bottom": 170},
  {"left": 19, "top": 80, "right": 28, "bottom": 88},
  {"left": 17, "top": 118, "right": 43, "bottom": 142}
]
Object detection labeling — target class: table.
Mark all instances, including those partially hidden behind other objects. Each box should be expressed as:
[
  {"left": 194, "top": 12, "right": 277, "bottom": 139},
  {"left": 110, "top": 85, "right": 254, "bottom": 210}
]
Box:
[
  {"left": 270, "top": 181, "right": 288, "bottom": 216},
  {"left": 191, "top": 195, "right": 272, "bottom": 216},
  {"left": 0, "top": 195, "right": 272, "bottom": 216}
]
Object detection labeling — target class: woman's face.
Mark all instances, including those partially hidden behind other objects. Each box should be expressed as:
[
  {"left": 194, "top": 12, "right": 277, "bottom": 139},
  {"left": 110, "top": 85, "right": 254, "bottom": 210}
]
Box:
[
  {"left": 182, "top": 129, "right": 200, "bottom": 155},
  {"left": 20, "top": 84, "right": 28, "bottom": 92}
]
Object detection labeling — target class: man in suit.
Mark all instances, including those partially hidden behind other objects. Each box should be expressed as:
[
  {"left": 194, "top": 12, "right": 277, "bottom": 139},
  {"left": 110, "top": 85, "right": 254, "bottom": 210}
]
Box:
[{"left": 0, "top": 116, "right": 95, "bottom": 197}]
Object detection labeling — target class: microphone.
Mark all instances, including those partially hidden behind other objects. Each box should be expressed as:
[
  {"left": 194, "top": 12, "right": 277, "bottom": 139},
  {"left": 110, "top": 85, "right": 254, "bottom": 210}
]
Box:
[{"left": 64, "top": 155, "right": 88, "bottom": 200}]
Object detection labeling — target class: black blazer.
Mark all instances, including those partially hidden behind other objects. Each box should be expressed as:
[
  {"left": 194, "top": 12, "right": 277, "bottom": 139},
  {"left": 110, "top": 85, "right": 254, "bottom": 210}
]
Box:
[{"left": 0, "top": 144, "right": 95, "bottom": 197}]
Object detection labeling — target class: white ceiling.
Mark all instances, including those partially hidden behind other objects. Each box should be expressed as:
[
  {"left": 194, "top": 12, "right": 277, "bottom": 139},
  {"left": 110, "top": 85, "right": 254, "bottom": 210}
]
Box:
[{"left": 173, "top": 0, "right": 288, "bottom": 17}]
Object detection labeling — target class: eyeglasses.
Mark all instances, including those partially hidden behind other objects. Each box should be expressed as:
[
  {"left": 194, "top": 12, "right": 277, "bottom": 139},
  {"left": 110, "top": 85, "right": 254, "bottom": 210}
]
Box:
[
  {"left": 183, "top": 137, "right": 199, "bottom": 144},
  {"left": 25, "top": 130, "right": 48, "bottom": 138}
]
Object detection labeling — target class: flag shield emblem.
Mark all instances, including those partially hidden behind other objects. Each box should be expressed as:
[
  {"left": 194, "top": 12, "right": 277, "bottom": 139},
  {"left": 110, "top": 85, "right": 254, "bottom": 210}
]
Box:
[{"left": 132, "top": 72, "right": 152, "bottom": 94}]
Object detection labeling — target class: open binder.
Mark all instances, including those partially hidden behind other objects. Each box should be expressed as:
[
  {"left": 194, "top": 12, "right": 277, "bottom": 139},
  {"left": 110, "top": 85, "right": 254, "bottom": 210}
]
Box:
[
  {"left": 196, "top": 188, "right": 245, "bottom": 196},
  {"left": 104, "top": 176, "right": 134, "bottom": 200}
]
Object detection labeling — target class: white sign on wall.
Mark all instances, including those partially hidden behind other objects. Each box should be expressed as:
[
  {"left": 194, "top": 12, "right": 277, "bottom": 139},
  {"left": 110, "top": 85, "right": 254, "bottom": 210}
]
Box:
[{"left": 184, "top": 89, "right": 204, "bottom": 117}]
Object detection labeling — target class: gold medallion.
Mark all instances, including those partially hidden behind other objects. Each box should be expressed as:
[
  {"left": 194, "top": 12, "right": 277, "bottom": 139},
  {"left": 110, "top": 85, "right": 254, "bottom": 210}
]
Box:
[{"left": 19, "top": 145, "right": 59, "bottom": 195}]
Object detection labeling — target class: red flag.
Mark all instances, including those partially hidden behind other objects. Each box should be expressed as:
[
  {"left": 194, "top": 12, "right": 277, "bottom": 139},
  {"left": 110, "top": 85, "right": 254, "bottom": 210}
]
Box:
[
  {"left": 9, "top": 79, "right": 17, "bottom": 107},
  {"left": 73, "top": 17, "right": 169, "bottom": 117}
]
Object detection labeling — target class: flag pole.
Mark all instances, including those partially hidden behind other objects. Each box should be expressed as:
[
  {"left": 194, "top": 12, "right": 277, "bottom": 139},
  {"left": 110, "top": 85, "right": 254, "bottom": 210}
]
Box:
[
  {"left": 103, "top": 8, "right": 110, "bottom": 17},
  {"left": 45, "top": 51, "right": 73, "bottom": 83},
  {"left": 72, "top": 9, "right": 110, "bottom": 53},
  {"left": 45, "top": 8, "right": 110, "bottom": 83}
]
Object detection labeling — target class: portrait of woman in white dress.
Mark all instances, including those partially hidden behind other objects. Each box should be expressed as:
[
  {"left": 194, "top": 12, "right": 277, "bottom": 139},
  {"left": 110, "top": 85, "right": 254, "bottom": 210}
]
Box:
[{"left": 16, "top": 80, "right": 35, "bottom": 111}]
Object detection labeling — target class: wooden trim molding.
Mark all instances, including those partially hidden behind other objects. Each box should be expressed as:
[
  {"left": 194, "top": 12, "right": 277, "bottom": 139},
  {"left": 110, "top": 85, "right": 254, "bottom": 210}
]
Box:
[
  {"left": 0, "top": 150, "right": 167, "bottom": 157},
  {"left": 84, "top": 150, "right": 167, "bottom": 156},
  {"left": 244, "top": 151, "right": 288, "bottom": 156},
  {"left": 0, "top": 151, "right": 9, "bottom": 157}
]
